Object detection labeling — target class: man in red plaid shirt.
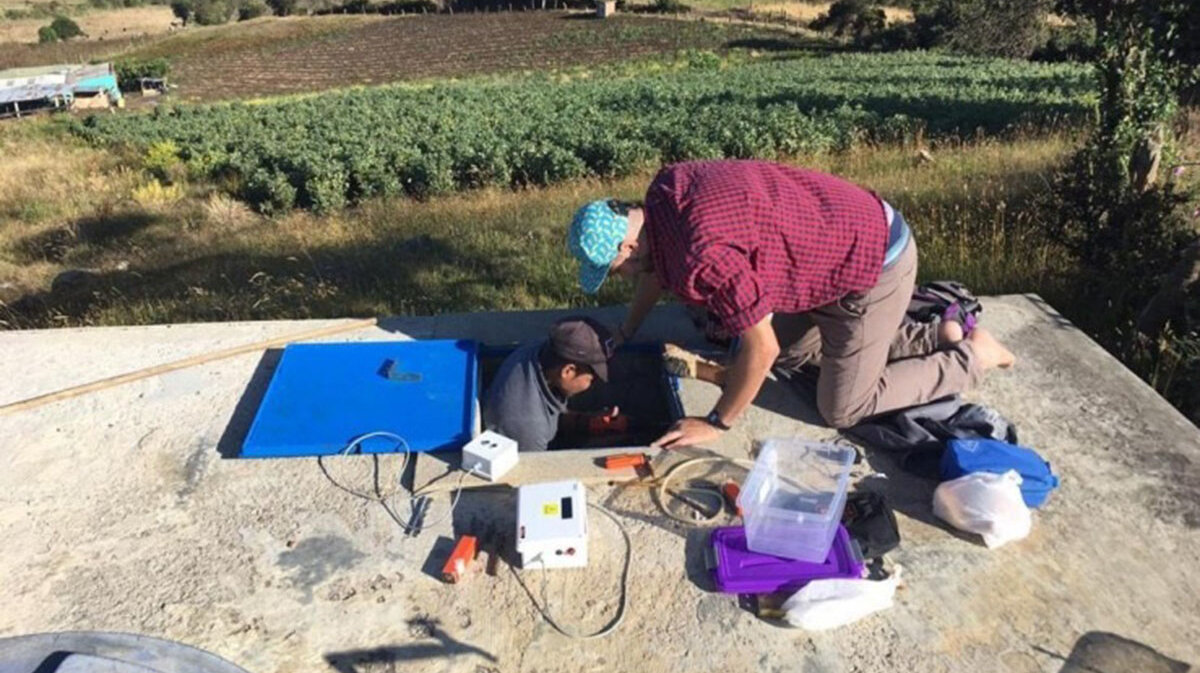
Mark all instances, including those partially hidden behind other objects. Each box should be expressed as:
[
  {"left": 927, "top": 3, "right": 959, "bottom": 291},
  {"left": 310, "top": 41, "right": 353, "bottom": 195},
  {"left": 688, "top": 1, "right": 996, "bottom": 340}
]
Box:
[{"left": 568, "top": 160, "right": 1015, "bottom": 448}]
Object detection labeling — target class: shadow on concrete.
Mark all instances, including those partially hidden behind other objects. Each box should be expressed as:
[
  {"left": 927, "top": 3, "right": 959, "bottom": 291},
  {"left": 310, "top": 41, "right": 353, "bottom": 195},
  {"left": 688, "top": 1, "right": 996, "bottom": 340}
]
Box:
[
  {"left": 758, "top": 370, "right": 827, "bottom": 426},
  {"left": 1035, "top": 631, "right": 1192, "bottom": 673},
  {"left": 683, "top": 526, "right": 716, "bottom": 592},
  {"left": 216, "top": 348, "right": 283, "bottom": 458},
  {"left": 450, "top": 488, "right": 520, "bottom": 566},
  {"left": 415, "top": 489, "right": 519, "bottom": 582},
  {"left": 854, "top": 445, "right": 987, "bottom": 546},
  {"left": 323, "top": 618, "right": 497, "bottom": 672},
  {"left": 419, "top": 536, "right": 458, "bottom": 582}
]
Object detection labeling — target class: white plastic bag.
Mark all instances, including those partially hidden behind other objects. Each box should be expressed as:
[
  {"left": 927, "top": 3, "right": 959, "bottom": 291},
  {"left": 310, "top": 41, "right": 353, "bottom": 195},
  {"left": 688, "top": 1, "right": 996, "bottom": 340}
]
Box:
[
  {"left": 781, "top": 567, "right": 902, "bottom": 631},
  {"left": 932, "top": 470, "right": 1032, "bottom": 548}
]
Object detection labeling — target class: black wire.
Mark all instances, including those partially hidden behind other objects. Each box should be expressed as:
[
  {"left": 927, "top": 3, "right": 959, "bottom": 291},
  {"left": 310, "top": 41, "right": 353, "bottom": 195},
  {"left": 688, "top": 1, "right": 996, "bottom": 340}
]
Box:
[{"left": 507, "top": 502, "right": 631, "bottom": 639}]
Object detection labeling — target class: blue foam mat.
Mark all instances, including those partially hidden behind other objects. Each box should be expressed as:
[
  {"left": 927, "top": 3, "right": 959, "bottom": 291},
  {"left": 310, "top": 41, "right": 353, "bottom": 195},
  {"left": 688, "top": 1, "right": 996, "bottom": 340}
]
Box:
[{"left": 240, "top": 340, "right": 478, "bottom": 458}]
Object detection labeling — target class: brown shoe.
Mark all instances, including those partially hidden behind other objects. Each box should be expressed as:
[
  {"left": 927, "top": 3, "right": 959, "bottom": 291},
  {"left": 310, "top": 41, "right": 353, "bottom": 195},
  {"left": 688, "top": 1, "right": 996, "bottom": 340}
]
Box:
[{"left": 662, "top": 343, "right": 723, "bottom": 380}]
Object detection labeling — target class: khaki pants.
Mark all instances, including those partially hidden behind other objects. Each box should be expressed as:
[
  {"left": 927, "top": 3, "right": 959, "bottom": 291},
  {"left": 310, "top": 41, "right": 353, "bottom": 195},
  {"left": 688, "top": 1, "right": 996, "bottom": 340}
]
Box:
[{"left": 772, "top": 239, "right": 981, "bottom": 428}]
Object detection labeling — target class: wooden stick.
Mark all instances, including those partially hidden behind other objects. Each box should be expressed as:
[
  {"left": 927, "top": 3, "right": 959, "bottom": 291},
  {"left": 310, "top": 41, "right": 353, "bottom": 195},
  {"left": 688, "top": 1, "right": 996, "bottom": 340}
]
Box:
[{"left": 0, "top": 317, "right": 379, "bottom": 417}]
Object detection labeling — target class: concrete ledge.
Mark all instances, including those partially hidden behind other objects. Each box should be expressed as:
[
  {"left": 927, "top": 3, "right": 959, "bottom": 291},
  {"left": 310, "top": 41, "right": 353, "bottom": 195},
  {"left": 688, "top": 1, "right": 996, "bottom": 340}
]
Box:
[{"left": 0, "top": 295, "right": 1197, "bottom": 673}]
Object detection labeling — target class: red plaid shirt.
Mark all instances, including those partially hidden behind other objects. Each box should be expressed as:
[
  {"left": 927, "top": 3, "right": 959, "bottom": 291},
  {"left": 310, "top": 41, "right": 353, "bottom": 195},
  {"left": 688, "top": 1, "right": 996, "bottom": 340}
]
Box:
[{"left": 644, "top": 160, "right": 888, "bottom": 335}]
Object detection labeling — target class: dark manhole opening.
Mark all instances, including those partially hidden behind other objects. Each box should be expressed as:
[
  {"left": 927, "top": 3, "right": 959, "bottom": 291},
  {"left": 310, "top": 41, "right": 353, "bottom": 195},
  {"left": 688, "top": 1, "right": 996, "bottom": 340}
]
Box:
[{"left": 479, "top": 342, "right": 684, "bottom": 450}]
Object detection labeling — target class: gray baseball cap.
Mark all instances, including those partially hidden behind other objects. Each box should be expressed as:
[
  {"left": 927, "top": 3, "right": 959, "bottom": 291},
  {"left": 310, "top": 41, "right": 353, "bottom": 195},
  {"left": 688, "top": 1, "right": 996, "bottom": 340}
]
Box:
[{"left": 548, "top": 316, "right": 616, "bottom": 381}]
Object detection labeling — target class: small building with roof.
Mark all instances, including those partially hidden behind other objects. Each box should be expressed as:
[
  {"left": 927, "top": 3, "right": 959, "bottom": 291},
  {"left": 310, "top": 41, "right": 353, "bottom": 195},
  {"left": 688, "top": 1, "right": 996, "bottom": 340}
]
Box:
[{"left": 0, "top": 63, "right": 123, "bottom": 119}]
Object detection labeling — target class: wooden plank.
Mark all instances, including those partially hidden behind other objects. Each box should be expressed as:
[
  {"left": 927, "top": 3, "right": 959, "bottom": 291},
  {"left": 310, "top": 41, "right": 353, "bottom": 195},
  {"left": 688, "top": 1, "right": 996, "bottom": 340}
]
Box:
[{"left": 0, "top": 317, "right": 379, "bottom": 417}]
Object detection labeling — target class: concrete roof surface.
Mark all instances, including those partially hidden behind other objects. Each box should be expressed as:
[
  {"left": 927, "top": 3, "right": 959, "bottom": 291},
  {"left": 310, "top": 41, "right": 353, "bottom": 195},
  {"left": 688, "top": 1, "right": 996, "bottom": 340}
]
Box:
[{"left": 0, "top": 295, "right": 1197, "bottom": 673}]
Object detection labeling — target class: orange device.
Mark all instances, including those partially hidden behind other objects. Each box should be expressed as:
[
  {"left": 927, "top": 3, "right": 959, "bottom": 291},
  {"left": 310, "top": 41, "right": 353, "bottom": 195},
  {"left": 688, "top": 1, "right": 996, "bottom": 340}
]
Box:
[
  {"left": 604, "top": 453, "right": 648, "bottom": 471},
  {"left": 722, "top": 481, "right": 743, "bottom": 516},
  {"left": 441, "top": 535, "right": 478, "bottom": 583}
]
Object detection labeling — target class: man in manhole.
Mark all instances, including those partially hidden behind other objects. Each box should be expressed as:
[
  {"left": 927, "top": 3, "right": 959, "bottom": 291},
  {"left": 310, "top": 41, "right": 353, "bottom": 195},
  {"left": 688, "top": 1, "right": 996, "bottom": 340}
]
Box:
[{"left": 482, "top": 317, "right": 618, "bottom": 451}]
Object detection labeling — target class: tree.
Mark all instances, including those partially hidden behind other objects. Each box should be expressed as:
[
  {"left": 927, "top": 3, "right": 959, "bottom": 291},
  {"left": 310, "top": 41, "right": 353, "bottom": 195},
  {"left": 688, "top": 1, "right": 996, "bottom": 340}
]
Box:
[
  {"left": 238, "top": 0, "right": 270, "bottom": 19},
  {"left": 810, "top": 0, "right": 886, "bottom": 41},
  {"left": 911, "top": 0, "right": 1053, "bottom": 59},
  {"left": 1052, "top": 0, "right": 1200, "bottom": 420},
  {"left": 191, "top": 0, "right": 234, "bottom": 24},
  {"left": 38, "top": 15, "right": 84, "bottom": 41},
  {"left": 266, "top": 0, "right": 296, "bottom": 14},
  {"left": 169, "top": 0, "right": 192, "bottom": 22},
  {"left": 1052, "top": 0, "right": 1199, "bottom": 273}
]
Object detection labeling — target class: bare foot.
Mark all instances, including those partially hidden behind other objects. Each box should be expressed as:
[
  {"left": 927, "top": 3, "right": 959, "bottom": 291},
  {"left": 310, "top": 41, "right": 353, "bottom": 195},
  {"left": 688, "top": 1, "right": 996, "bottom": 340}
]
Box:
[
  {"left": 938, "top": 319, "right": 964, "bottom": 347},
  {"left": 967, "top": 327, "right": 1016, "bottom": 369}
]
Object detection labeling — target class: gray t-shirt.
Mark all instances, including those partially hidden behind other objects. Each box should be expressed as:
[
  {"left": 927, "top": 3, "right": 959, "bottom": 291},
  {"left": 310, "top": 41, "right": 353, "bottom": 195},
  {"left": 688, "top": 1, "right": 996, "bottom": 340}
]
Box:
[{"left": 482, "top": 341, "right": 567, "bottom": 452}]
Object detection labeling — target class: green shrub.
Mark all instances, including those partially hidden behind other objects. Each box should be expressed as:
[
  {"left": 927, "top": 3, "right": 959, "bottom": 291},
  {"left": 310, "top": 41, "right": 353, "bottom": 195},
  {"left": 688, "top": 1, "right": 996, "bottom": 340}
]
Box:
[
  {"left": 76, "top": 52, "right": 1093, "bottom": 212},
  {"left": 242, "top": 169, "right": 297, "bottom": 214},
  {"left": 37, "top": 15, "right": 84, "bottom": 43},
  {"left": 144, "top": 140, "right": 185, "bottom": 183},
  {"left": 810, "top": 0, "right": 886, "bottom": 40},
  {"left": 238, "top": 0, "right": 270, "bottom": 19},
  {"left": 265, "top": 0, "right": 296, "bottom": 14},
  {"left": 114, "top": 58, "right": 170, "bottom": 91},
  {"left": 1031, "top": 20, "right": 1097, "bottom": 63},
  {"left": 376, "top": 0, "right": 436, "bottom": 13},
  {"left": 192, "top": 0, "right": 233, "bottom": 24},
  {"left": 652, "top": 0, "right": 689, "bottom": 13},
  {"left": 169, "top": 0, "right": 191, "bottom": 21},
  {"left": 48, "top": 15, "right": 84, "bottom": 39},
  {"left": 902, "top": 0, "right": 1052, "bottom": 59}
]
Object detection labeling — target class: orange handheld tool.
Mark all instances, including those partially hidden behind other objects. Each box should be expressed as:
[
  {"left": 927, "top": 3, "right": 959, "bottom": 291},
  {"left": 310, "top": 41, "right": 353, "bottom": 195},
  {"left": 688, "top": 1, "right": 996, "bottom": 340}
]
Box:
[
  {"left": 441, "top": 535, "right": 478, "bottom": 584},
  {"left": 604, "top": 453, "right": 648, "bottom": 471},
  {"left": 722, "top": 481, "right": 743, "bottom": 516}
]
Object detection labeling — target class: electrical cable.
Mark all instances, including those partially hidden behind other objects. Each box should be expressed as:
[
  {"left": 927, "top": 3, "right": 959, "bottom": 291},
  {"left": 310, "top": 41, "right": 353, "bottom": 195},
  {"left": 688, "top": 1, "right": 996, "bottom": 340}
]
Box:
[
  {"left": 317, "top": 430, "right": 480, "bottom": 535},
  {"left": 509, "top": 502, "right": 631, "bottom": 640},
  {"left": 320, "top": 436, "right": 746, "bottom": 637},
  {"left": 651, "top": 455, "right": 757, "bottom": 524}
]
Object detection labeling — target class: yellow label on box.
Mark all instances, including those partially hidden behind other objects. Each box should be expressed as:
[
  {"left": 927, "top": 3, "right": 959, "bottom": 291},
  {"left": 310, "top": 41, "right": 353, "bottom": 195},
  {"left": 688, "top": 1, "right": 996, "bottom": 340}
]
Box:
[{"left": 542, "top": 502, "right": 559, "bottom": 516}]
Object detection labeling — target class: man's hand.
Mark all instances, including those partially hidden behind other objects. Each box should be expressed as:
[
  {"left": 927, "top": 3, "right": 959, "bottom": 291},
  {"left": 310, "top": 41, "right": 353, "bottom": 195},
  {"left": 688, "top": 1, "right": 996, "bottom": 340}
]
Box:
[{"left": 652, "top": 416, "right": 722, "bottom": 449}]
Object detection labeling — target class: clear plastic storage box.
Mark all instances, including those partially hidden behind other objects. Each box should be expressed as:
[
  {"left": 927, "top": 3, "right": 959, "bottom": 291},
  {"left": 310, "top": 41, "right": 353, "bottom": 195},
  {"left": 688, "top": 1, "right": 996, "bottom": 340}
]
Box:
[{"left": 737, "top": 439, "right": 856, "bottom": 562}]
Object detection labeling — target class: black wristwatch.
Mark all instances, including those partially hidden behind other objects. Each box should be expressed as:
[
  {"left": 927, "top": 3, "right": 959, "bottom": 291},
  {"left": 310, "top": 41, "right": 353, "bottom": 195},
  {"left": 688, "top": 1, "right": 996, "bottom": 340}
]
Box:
[{"left": 704, "top": 409, "right": 731, "bottom": 431}]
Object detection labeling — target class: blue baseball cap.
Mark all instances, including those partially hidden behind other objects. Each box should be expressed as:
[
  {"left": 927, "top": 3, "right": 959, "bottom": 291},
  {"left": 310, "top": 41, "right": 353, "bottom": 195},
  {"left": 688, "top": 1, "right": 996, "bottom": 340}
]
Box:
[{"left": 568, "top": 199, "right": 629, "bottom": 294}]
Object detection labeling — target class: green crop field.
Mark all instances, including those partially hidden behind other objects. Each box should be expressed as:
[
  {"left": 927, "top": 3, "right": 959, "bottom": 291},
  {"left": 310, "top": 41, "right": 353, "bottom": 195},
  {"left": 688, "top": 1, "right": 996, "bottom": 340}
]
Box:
[{"left": 76, "top": 51, "right": 1092, "bottom": 214}]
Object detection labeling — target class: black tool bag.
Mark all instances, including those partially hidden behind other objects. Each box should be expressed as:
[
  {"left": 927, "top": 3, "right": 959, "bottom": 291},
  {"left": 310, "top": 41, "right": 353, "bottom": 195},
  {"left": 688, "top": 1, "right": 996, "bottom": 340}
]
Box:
[
  {"left": 907, "top": 281, "right": 982, "bottom": 324},
  {"left": 841, "top": 491, "right": 900, "bottom": 561}
]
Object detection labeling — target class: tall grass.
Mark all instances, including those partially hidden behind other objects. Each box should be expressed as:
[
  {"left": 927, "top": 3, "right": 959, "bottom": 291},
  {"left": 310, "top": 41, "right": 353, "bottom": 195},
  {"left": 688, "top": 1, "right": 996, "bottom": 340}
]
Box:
[
  {"left": 9, "top": 121, "right": 1199, "bottom": 421},
  {"left": 1, "top": 121, "right": 1079, "bottom": 328}
]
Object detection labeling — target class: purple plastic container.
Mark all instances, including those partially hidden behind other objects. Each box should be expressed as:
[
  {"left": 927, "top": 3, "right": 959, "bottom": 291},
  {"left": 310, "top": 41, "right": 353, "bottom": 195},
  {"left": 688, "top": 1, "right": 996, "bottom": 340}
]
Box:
[{"left": 706, "top": 524, "right": 865, "bottom": 595}]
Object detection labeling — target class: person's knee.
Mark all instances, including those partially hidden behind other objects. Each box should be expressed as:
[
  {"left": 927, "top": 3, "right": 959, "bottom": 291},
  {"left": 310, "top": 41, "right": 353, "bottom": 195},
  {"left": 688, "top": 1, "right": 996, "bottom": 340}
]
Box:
[{"left": 817, "top": 396, "right": 868, "bottom": 429}]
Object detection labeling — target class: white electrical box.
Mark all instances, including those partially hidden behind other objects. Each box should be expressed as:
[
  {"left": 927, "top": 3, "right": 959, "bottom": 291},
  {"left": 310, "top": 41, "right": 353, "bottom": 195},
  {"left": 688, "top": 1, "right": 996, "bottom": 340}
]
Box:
[
  {"left": 462, "top": 430, "right": 519, "bottom": 482},
  {"left": 516, "top": 480, "right": 588, "bottom": 569}
]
